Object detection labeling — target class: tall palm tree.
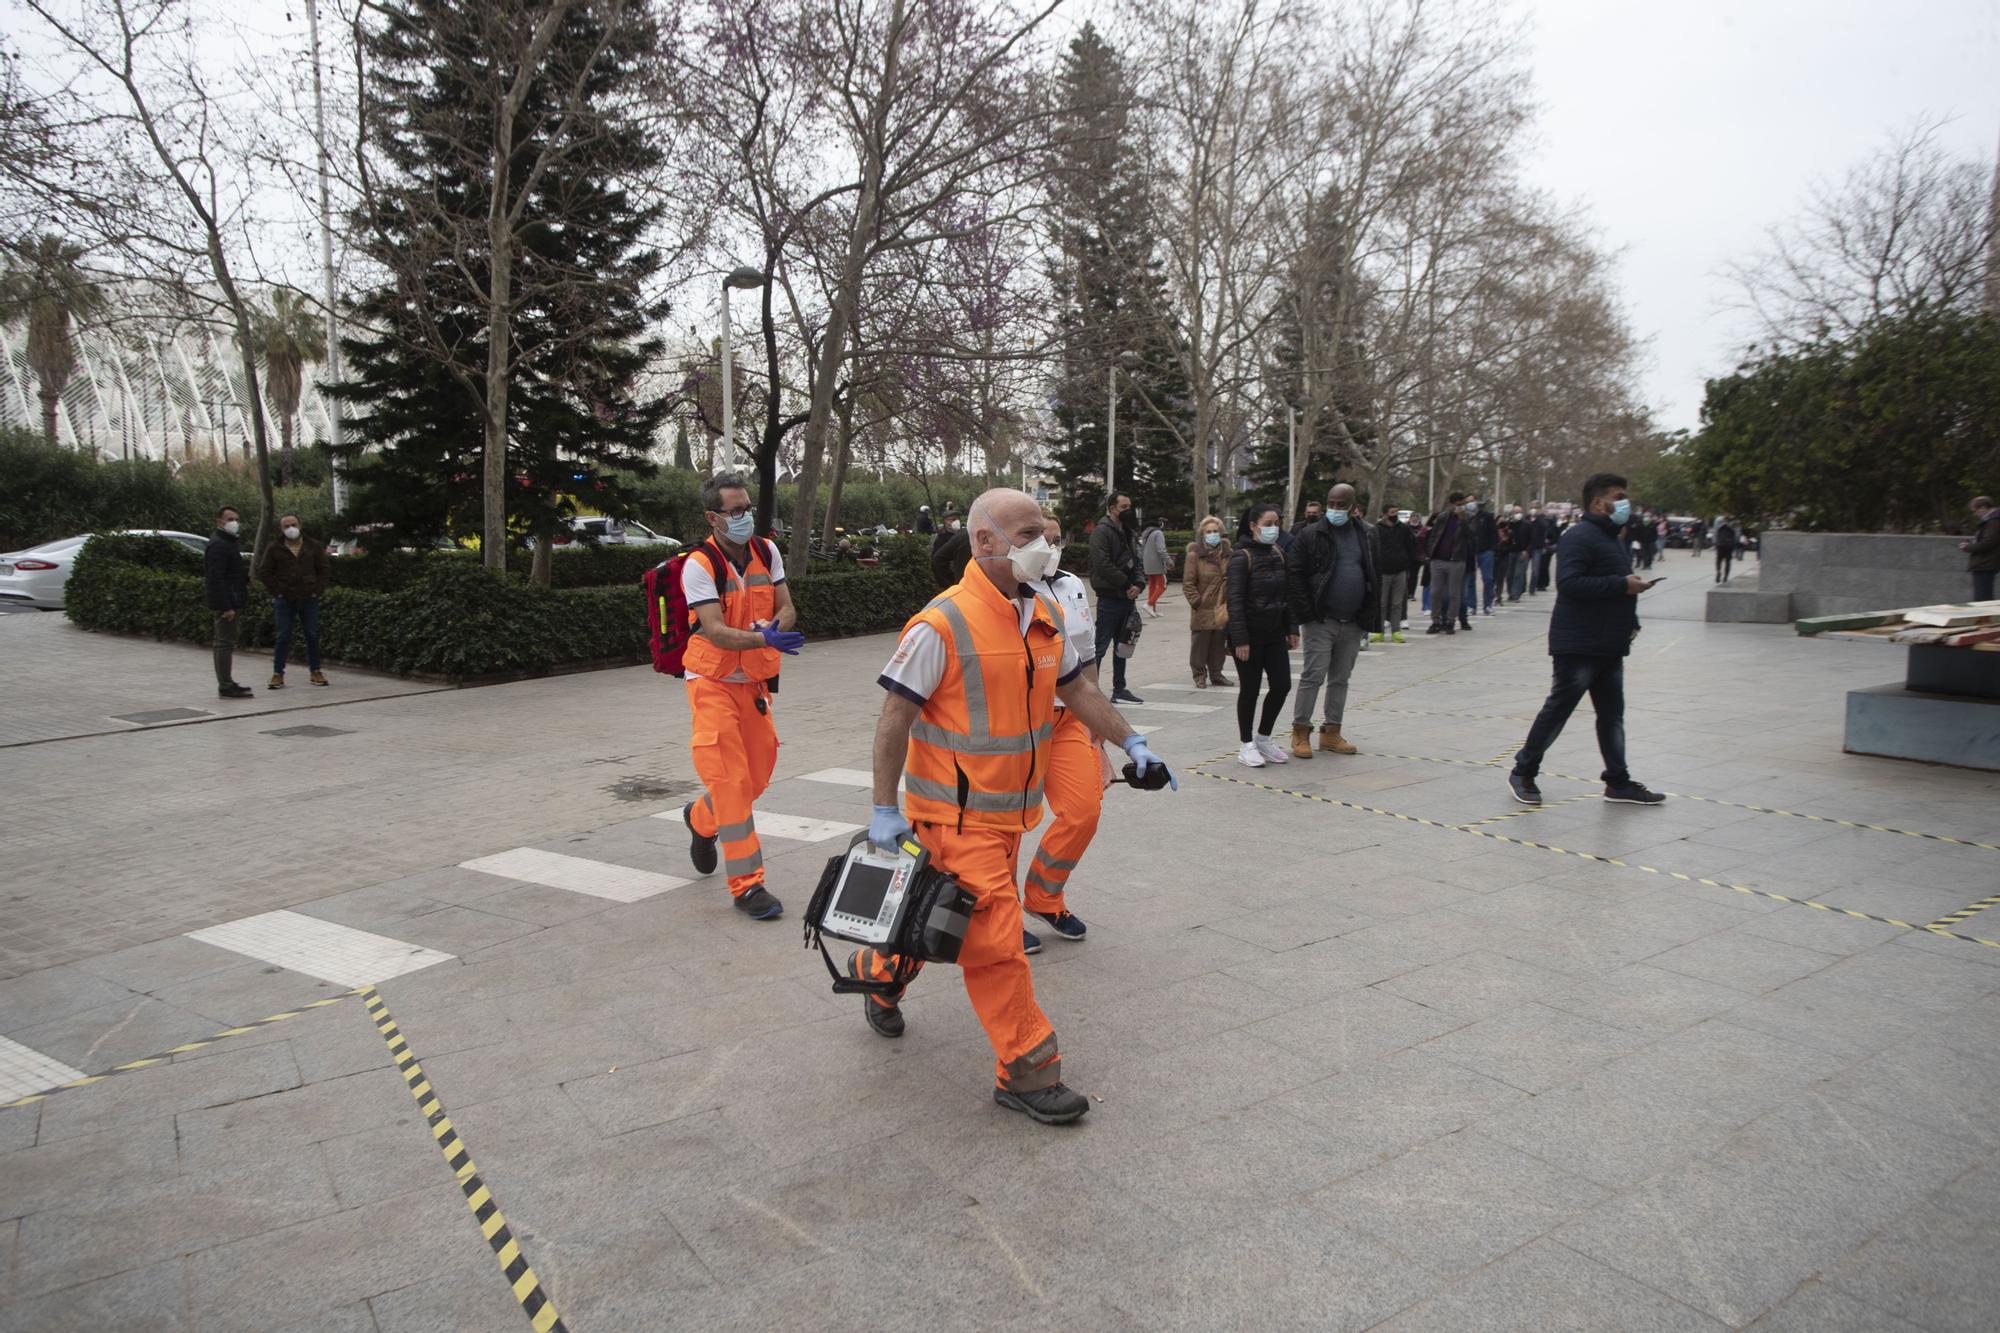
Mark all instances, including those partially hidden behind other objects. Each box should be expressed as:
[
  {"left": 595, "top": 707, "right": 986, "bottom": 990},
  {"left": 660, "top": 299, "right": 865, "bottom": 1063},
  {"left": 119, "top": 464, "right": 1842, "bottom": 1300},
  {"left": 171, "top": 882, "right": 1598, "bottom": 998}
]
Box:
[
  {"left": 0, "top": 235, "right": 108, "bottom": 451},
  {"left": 254, "top": 287, "right": 325, "bottom": 485}
]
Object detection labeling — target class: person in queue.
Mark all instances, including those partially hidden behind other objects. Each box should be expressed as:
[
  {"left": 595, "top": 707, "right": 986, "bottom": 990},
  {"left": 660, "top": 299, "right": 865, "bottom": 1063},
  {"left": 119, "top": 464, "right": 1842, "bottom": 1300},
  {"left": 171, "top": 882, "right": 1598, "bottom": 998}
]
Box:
[
  {"left": 1227, "top": 502, "right": 1299, "bottom": 769},
  {"left": 678, "top": 472, "right": 804, "bottom": 921},
  {"left": 1184, "top": 515, "right": 1232, "bottom": 688},
  {"left": 855, "top": 488, "right": 1173, "bottom": 1125}
]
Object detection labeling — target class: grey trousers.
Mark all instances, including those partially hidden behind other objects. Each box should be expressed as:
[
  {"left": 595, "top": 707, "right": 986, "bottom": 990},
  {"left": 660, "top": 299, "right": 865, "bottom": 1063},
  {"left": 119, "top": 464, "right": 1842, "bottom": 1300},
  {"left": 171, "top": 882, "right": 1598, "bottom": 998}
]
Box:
[
  {"left": 1379, "top": 571, "right": 1409, "bottom": 631},
  {"left": 1428, "top": 560, "right": 1464, "bottom": 626},
  {"left": 1293, "top": 618, "right": 1363, "bottom": 728},
  {"left": 212, "top": 612, "right": 238, "bottom": 688}
]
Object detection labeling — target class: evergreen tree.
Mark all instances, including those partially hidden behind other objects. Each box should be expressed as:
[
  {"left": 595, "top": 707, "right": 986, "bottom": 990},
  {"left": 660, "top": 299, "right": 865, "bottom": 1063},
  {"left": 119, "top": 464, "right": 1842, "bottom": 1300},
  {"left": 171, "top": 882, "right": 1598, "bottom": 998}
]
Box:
[
  {"left": 332, "top": 0, "right": 668, "bottom": 575},
  {"left": 1043, "top": 25, "right": 1194, "bottom": 527}
]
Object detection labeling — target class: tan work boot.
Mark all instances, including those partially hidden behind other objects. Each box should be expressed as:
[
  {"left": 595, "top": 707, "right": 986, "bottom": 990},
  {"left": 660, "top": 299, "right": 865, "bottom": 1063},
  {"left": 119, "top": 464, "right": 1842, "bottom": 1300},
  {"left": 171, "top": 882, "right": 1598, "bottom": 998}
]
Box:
[
  {"left": 1319, "top": 724, "right": 1358, "bottom": 755},
  {"left": 1290, "top": 724, "right": 1315, "bottom": 759},
  {"left": 310, "top": 670, "right": 329, "bottom": 687},
  {"left": 267, "top": 672, "right": 285, "bottom": 690}
]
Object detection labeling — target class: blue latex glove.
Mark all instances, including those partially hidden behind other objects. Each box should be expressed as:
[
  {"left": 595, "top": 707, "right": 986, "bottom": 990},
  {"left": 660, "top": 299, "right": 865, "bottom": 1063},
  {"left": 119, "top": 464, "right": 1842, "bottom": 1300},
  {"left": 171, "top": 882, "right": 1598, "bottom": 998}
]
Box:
[
  {"left": 1120, "top": 733, "right": 1178, "bottom": 791},
  {"left": 869, "top": 803, "right": 914, "bottom": 852},
  {"left": 759, "top": 623, "right": 806, "bottom": 655}
]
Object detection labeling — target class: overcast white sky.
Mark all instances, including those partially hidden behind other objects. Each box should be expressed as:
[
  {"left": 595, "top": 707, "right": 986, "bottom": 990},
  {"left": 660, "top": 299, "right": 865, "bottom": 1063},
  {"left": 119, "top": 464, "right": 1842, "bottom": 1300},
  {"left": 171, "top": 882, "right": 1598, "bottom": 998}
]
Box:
[{"left": 1513, "top": 0, "right": 2000, "bottom": 433}]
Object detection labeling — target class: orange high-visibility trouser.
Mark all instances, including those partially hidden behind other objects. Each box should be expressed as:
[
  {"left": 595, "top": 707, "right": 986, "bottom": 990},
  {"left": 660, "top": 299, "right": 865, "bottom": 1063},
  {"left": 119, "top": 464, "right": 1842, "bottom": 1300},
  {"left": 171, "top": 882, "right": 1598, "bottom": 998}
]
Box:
[
  {"left": 854, "top": 823, "right": 1061, "bottom": 1093},
  {"left": 685, "top": 675, "right": 778, "bottom": 897},
  {"left": 1024, "top": 708, "right": 1102, "bottom": 916}
]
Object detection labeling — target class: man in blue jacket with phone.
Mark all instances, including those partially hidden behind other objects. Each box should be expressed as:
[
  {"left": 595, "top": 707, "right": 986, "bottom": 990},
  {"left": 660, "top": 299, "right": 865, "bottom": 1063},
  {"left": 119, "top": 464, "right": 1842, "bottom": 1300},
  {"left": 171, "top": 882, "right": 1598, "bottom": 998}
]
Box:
[{"left": 1508, "top": 472, "right": 1666, "bottom": 807}]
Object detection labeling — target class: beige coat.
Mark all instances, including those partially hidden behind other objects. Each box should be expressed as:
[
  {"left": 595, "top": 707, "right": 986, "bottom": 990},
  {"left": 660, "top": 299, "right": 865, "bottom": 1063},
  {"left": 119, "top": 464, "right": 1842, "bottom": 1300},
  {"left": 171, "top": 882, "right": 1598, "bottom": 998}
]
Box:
[{"left": 1183, "top": 538, "right": 1231, "bottom": 631}]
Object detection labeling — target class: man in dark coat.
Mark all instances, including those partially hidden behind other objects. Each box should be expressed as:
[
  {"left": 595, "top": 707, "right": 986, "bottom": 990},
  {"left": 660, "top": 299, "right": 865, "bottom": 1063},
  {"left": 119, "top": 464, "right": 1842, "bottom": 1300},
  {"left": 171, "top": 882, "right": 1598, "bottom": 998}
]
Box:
[
  {"left": 1507, "top": 472, "right": 1665, "bottom": 807},
  {"left": 1087, "top": 492, "right": 1144, "bottom": 703},
  {"left": 1423, "top": 492, "right": 1473, "bottom": 634},
  {"left": 203, "top": 504, "right": 254, "bottom": 698},
  {"left": 1285, "top": 482, "right": 1380, "bottom": 757},
  {"left": 929, "top": 505, "right": 968, "bottom": 588},
  {"left": 1962, "top": 495, "right": 1998, "bottom": 601}
]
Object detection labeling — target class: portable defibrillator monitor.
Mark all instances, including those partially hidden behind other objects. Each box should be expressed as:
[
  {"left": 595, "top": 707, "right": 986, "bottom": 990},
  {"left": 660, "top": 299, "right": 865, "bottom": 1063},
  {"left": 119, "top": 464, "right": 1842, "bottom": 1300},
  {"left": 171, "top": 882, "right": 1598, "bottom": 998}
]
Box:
[
  {"left": 821, "top": 835, "right": 925, "bottom": 945},
  {"left": 804, "top": 831, "right": 975, "bottom": 996}
]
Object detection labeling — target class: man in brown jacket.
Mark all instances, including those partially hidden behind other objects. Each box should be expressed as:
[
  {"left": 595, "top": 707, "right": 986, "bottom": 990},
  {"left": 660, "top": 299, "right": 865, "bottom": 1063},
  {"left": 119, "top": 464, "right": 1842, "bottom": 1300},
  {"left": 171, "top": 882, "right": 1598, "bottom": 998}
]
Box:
[
  {"left": 256, "top": 512, "right": 331, "bottom": 688},
  {"left": 1183, "top": 516, "right": 1232, "bottom": 687}
]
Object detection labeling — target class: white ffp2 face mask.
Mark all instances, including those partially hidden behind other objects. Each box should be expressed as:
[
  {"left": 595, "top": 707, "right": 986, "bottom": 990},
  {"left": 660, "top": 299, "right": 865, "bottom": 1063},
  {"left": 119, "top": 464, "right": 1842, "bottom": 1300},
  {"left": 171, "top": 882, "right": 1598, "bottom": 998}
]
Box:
[
  {"left": 222, "top": 520, "right": 240, "bottom": 536},
  {"left": 1006, "top": 535, "right": 1054, "bottom": 585},
  {"left": 283, "top": 526, "right": 301, "bottom": 541}
]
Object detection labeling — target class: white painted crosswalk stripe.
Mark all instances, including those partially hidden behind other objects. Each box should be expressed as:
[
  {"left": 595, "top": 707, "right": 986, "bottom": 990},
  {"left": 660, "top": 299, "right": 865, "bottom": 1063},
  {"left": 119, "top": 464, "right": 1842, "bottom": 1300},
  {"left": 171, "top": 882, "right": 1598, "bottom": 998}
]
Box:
[
  {"left": 1139, "top": 682, "right": 1203, "bottom": 692},
  {"left": 1115, "top": 701, "right": 1218, "bottom": 714},
  {"left": 187, "top": 910, "right": 455, "bottom": 986},
  {"left": 0, "top": 1035, "right": 84, "bottom": 1103},
  {"left": 460, "top": 848, "right": 688, "bottom": 903},
  {"left": 796, "top": 767, "right": 875, "bottom": 787},
  {"left": 654, "top": 809, "right": 859, "bottom": 843}
]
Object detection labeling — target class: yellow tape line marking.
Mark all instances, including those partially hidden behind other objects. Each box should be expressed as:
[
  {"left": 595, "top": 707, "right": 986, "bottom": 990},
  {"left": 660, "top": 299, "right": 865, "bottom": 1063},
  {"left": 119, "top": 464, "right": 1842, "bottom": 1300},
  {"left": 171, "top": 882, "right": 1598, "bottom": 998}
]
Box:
[
  {"left": 1186, "top": 762, "right": 2000, "bottom": 951},
  {"left": 1352, "top": 749, "right": 2000, "bottom": 852},
  {"left": 360, "top": 987, "right": 567, "bottom": 1333},
  {"left": 0, "top": 991, "right": 360, "bottom": 1110}
]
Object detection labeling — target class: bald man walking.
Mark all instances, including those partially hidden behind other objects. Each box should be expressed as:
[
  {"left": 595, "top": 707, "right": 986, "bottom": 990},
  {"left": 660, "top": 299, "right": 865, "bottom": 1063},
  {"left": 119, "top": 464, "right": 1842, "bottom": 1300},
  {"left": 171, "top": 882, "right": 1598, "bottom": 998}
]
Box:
[
  {"left": 859, "top": 488, "right": 1175, "bottom": 1123},
  {"left": 1286, "top": 483, "right": 1379, "bottom": 758}
]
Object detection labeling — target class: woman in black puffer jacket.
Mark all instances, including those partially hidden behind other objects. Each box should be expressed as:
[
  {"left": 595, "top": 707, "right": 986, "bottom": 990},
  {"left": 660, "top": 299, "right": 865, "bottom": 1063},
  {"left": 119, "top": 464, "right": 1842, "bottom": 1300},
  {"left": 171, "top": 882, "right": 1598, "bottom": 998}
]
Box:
[{"left": 1226, "top": 502, "right": 1301, "bottom": 768}]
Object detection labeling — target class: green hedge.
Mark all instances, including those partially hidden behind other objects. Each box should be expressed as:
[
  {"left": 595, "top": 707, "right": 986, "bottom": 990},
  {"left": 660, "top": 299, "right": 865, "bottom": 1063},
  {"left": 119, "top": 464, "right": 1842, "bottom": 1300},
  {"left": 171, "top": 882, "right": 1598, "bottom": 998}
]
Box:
[{"left": 65, "top": 533, "right": 935, "bottom": 681}]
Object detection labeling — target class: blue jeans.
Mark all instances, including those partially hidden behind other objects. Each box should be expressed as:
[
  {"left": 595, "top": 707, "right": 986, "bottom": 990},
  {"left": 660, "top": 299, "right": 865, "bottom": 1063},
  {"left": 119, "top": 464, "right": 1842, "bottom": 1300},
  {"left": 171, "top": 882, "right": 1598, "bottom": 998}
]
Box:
[
  {"left": 1976, "top": 570, "right": 1996, "bottom": 602},
  {"left": 1514, "top": 654, "right": 1627, "bottom": 785},
  {"left": 273, "top": 596, "right": 321, "bottom": 673},
  {"left": 1506, "top": 552, "right": 1527, "bottom": 600},
  {"left": 1094, "top": 593, "right": 1133, "bottom": 692},
  {"left": 1476, "top": 550, "right": 1496, "bottom": 611}
]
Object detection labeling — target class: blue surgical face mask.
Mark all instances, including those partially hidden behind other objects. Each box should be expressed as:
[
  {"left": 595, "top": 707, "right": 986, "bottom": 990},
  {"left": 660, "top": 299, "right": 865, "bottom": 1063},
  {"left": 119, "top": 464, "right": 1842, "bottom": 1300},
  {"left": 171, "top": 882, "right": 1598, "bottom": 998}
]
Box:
[
  {"left": 1609, "top": 499, "right": 1631, "bottom": 525},
  {"left": 1203, "top": 531, "right": 1221, "bottom": 547},
  {"left": 724, "top": 512, "right": 756, "bottom": 543},
  {"left": 1327, "top": 509, "right": 1349, "bottom": 527},
  {"left": 1257, "top": 525, "right": 1279, "bottom": 545}
]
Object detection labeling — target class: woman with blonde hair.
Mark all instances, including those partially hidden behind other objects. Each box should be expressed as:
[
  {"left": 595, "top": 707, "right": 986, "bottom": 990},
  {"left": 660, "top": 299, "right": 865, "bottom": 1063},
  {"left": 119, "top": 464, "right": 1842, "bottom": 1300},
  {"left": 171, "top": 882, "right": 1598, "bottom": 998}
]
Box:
[{"left": 1184, "top": 515, "right": 1232, "bottom": 688}]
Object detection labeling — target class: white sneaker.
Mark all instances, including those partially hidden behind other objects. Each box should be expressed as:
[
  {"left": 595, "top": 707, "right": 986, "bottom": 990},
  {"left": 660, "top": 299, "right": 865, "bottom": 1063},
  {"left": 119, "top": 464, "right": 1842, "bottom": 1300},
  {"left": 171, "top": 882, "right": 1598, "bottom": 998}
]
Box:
[
  {"left": 1237, "top": 740, "right": 1266, "bottom": 768},
  {"left": 1254, "top": 736, "right": 1289, "bottom": 764}
]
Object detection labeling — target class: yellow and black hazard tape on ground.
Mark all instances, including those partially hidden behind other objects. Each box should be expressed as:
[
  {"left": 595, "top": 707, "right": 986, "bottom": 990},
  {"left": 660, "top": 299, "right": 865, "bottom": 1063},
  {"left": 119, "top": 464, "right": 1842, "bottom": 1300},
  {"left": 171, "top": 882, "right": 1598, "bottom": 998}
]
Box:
[
  {"left": 0, "top": 990, "right": 360, "bottom": 1111},
  {"left": 1928, "top": 893, "right": 2000, "bottom": 931},
  {"left": 1457, "top": 792, "right": 1597, "bottom": 828},
  {"left": 360, "top": 987, "right": 567, "bottom": 1333},
  {"left": 1357, "top": 749, "right": 2000, "bottom": 853},
  {"left": 1189, "top": 763, "right": 2000, "bottom": 951}
]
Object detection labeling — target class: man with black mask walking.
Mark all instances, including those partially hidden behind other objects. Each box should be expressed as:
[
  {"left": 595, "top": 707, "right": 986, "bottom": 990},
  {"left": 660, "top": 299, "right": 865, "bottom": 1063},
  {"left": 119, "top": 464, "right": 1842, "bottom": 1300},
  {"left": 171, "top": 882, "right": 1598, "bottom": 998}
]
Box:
[{"left": 1508, "top": 472, "right": 1666, "bottom": 808}]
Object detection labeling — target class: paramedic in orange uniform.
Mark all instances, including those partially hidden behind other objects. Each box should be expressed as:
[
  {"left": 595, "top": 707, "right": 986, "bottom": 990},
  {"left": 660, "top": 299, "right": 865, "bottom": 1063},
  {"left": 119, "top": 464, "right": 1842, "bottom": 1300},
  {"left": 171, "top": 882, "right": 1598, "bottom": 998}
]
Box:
[
  {"left": 1020, "top": 510, "right": 1109, "bottom": 949},
  {"left": 853, "top": 488, "right": 1175, "bottom": 1124},
  {"left": 679, "top": 472, "right": 802, "bottom": 921}
]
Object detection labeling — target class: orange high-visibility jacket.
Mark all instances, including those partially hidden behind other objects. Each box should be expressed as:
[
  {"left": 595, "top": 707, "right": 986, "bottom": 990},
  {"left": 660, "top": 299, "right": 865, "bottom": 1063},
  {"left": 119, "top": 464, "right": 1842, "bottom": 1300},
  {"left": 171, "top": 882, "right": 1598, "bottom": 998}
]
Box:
[
  {"left": 904, "top": 566, "right": 1064, "bottom": 831},
  {"left": 682, "top": 539, "right": 782, "bottom": 683}
]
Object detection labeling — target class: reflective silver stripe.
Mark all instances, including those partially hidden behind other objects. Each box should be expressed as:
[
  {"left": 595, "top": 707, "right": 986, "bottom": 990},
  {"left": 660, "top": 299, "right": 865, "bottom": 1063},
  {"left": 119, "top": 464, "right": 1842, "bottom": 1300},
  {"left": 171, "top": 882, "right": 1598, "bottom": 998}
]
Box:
[
  {"left": 910, "top": 719, "right": 1051, "bottom": 756},
  {"left": 1024, "top": 867, "right": 1063, "bottom": 893},
  {"left": 905, "top": 774, "right": 1043, "bottom": 812},
  {"left": 743, "top": 574, "right": 773, "bottom": 587},
  {"left": 934, "top": 600, "right": 989, "bottom": 740},
  {"left": 726, "top": 850, "right": 764, "bottom": 877},
  {"left": 1033, "top": 849, "right": 1078, "bottom": 872},
  {"left": 717, "top": 818, "right": 756, "bottom": 842}
]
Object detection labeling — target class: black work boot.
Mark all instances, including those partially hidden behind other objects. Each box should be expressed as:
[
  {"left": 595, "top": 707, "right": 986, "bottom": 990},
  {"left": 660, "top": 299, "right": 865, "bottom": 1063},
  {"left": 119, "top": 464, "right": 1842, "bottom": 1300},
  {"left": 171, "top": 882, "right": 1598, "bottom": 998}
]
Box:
[
  {"left": 994, "top": 1082, "right": 1089, "bottom": 1125},
  {"left": 683, "top": 802, "right": 718, "bottom": 876},
  {"left": 847, "top": 951, "right": 905, "bottom": 1037}
]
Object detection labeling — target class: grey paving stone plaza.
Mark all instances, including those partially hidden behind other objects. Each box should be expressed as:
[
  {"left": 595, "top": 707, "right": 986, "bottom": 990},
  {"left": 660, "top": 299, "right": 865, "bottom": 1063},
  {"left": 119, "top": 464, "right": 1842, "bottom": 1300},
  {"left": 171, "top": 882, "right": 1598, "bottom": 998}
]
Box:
[{"left": 3, "top": 567, "right": 1997, "bottom": 1331}]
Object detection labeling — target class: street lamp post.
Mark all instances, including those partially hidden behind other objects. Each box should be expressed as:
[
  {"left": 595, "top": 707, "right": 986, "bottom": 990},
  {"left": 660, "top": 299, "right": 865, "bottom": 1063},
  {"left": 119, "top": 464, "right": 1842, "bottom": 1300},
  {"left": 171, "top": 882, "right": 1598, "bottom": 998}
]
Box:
[
  {"left": 1105, "top": 349, "right": 1138, "bottom": 500},
  {"left": 719, "top": 266, "right": 766, "bottom": 474}
]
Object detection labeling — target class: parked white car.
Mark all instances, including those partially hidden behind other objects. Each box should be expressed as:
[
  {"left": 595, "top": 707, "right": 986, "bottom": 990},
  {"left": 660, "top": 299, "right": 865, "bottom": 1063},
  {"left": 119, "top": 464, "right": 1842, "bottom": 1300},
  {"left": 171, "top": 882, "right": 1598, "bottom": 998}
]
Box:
[
  {"left": 0, "top": 530, "right": 210, "bottom": 610},
  {"left": 565, "top": 517, "right": 680, "bottom": 547}
]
